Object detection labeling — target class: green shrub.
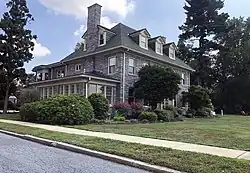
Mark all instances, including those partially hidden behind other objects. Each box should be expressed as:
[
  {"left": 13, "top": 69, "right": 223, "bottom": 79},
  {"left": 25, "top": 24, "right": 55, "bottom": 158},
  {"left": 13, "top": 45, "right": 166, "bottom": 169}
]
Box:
[
  {"left": 19, "top": 88, "right": 40, "bottom": 105},
  {"left": 164, "top": 104, "right": 175, "bottom": 111},
  {"left": 195, "top": 107, "right": 212, "bottom": 117},
  {"left": 113, "top": 116, "right": 126, "bottom": 122},
  {"left": 88, "top": 93, "right": 109, "bottom": 120},
  {"left": 176, "top": 108, "right": 186, "bottom": 117},
  {"left": 20, "top": 95, "right": 94, "bottom": 125},
  {"left": 139, "top": 111, "right": 158, "bottom": 122}
]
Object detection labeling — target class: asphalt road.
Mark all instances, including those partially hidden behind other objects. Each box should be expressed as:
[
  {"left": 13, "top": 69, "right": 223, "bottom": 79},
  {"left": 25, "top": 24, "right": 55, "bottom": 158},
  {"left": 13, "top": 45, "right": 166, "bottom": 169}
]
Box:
[{"left": 0, "top": 133, "right": 150, "bottom": 173}]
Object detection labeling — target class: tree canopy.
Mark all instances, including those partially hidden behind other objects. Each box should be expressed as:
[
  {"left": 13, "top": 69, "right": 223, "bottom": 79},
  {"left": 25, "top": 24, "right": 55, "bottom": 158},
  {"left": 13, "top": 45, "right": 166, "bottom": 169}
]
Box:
[
  {"left": 179, "top": 0, "right": 229, "bottom": 89},
  {"left": 134, "top": 65, "right": 181, "bottom": 109},
  {"left": 0, "top": 0, "right": 36, "bottom": 113}
]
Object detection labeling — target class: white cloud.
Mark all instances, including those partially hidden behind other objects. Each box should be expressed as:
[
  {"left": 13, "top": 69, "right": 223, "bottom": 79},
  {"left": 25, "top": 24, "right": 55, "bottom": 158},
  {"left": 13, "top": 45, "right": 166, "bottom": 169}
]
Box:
[
  {"left": 101, "top": 16, "right": 118, "bottom": 28},
  {"left": 31, "top": 39, "right": 51, "bottom": 57},
  {"left": 39, "top": 0, "right": 135, "bottom": 20},
  {"left": 74, "top": 25, "right": 86, "bottom": 36}
]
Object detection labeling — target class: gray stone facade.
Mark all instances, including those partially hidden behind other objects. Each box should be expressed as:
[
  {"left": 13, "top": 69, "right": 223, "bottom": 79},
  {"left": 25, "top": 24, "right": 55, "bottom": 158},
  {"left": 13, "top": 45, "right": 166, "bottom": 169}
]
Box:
[{"left": 32, "top": 3, "right": 192, "bottom": 107}]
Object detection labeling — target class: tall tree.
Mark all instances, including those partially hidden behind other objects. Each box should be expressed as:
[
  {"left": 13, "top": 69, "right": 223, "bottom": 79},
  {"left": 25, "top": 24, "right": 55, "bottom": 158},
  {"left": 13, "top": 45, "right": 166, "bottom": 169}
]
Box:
[
  {"left": 0, "top": 0, "right": 36, "bottom": 114},
  {"left": 134, "top": 65, "right": 181, "bottom": 109},
  {"left": 215, "top": 17, "right": 250, "bottom": 83},
  {"left": 179, "top": 0, "right": 229, "bottom": 89}
]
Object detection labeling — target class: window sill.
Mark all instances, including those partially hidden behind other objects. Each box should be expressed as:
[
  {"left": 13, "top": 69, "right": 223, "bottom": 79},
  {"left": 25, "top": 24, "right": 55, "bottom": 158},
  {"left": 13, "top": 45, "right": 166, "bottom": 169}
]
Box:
[{"left": 128, "top": 73, "right": 137, "bottom": 77}]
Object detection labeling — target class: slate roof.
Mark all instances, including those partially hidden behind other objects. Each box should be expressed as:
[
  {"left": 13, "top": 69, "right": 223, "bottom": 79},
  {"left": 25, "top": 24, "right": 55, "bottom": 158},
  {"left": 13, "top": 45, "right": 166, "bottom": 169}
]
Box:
[{"left": 35, "top": 23, "right": 193, "bottom": 71}]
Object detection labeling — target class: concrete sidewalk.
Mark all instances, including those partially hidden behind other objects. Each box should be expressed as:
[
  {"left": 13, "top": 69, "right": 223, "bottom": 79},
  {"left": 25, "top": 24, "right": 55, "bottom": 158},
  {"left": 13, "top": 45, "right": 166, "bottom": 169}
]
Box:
[{"left": 0, "top": 119, "right": 250, "bottom": 160}]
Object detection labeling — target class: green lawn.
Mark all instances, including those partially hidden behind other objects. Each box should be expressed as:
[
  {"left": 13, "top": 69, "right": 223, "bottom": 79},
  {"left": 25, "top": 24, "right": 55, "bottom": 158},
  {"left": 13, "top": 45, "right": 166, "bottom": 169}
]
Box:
[
  {"left": 0, "top": 122, "right": 249, "bottom": 173},
  {"left": 0, "top": 114, "right": 21, "bottom": 121},
  {"left": 69, "top": 115, "right": 250, "bottom": 150}
]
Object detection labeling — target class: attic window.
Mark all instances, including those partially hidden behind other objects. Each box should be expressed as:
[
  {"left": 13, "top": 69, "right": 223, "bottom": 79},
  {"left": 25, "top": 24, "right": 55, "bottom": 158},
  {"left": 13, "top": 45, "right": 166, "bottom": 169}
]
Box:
[
  {"left": 139, "top": 35, "right": 148, "bottom": 49},
  {"left": 99, "top": 32, "right": 106, "bottom": 46},
  {"left": 156, "top": 41, "right": 163, "bottom": 55},
  {"left": 169, "top": 46, "right": 175, "bottom": 60}
]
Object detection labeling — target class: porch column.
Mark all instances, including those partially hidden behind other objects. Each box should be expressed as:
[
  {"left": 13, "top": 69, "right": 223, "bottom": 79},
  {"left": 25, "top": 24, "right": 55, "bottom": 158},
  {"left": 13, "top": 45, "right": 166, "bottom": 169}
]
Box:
[
  {"left": 47, "top": 87, "right": 50, "bottom": 97},
  {"left": 63, "top": 85, "right": 65, "bottom": 95},
  {"left": 85, "top": 83, "right": 88, "bottom": 98},
  {"left": 42, "top": 88, "right": 45, "bottom": 99},
  {"left": 42, "top": 73, "right": 45, "bottom": 81},
  {"left": 51, "top": 86, "right": 54, "bottom": 96},
  {"left": 68, "top": 84, "right": 71, "bottom": 95},
  {"left": 74, "top": 84, "right": 77, "bottom": 94},
  {"left": 104, "top": 86, "right": 107, "bottom": 97}
]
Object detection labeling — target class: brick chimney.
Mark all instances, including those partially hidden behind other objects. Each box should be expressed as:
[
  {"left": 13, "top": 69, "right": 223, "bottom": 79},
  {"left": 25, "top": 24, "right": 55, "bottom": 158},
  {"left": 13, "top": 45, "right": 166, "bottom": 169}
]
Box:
[{"left": 85, "top": 3, "right": 102, "bottom": 52}]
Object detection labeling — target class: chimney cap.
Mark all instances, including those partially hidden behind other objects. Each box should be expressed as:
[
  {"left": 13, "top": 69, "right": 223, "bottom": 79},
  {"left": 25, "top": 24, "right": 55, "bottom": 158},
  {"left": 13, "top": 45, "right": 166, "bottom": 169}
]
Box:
[{"left": 88, "top": 3, "right": 102, "bottom": 8}]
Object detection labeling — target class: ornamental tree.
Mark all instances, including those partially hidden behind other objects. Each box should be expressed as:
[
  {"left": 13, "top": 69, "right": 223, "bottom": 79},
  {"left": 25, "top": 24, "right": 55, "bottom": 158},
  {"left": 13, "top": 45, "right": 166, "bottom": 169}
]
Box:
[{"left": 134, "top": 65, "right": 181, "bottom": 109}]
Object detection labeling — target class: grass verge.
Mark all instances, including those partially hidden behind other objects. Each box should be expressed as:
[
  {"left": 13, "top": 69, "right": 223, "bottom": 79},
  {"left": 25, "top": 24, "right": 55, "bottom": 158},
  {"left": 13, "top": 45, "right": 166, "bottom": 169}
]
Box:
[
  {"left": 69, "top": 115, "right": 250, "bottom": 150},
  {"left": 0, "top": 122, "right": 249, "bottom": 173}
]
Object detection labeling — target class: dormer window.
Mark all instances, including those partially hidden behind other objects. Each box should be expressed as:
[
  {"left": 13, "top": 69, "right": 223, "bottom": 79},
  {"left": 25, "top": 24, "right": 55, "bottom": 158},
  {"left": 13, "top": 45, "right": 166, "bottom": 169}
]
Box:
[
  {"left": 99, "top": 32, "right": 106, "bottom": 46},
  {"left": 82, "top": 39, "right": 86, "bottom": 51},
  {"left": 156, "top": 41, "right": 163, "bottom": 55},
  {"left": 139, "top": 35, "right": 148, "bottom": 49},
  {"left": 75, "top": 64, "right": 82, "bottom": 71},
  {"left": 169, "top": 46, "right": 175, "bottom": 60}
]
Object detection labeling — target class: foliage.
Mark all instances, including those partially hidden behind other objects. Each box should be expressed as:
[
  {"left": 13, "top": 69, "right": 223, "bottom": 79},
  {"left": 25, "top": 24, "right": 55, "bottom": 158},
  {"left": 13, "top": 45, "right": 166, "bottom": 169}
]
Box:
[
  {"left": 138, "top": 111, "right": 158, "bottom": 122},
  {"left": 113, "top": 115, "right": 126, "bottom": 122},
  {"left": 113, "top": 102, "right": 131, "bottom": 117},
  {"left": 0, "top": 0, "right": 37, "bottom": 113},
  {"left": 18, "top": 88, "right": 40, "bottom": 105},
  {"left": 153, "top": 109, "right": 174, "bottom": 122},
  {"left": 164, "top": 104, "right": 175, "bottom": 111},
  {"left": 195, "top": 107, "right": 212, "bottom": 117},
  {"left": 183, "top": 85, "right": 212, "bottom": 111},
  {"left": 130, "top": 102, "right": 144, "bottom": 119},
  {"left": 134, "top": 65, "right": 181, "bottom": 109},
  {"left": 20, "top": 95, "right": 94, "bottom": 125},
  {"left": 88, "top": 93, "right": 109, "bottom": 120},
  {"left": 74, "top": 41, "right": 85, "bottom": 51},
  {"left": 0, "top": 73, "right": 17, "bottom": 100},
  {"left": 215, "top": 17, "right": 250, "bottom": 82},
  {"left": 214, "top": 77, "right": 250, "bottom": 114},
  {"left": 179, "top": 0, "right": 229, "bottom": 89}
]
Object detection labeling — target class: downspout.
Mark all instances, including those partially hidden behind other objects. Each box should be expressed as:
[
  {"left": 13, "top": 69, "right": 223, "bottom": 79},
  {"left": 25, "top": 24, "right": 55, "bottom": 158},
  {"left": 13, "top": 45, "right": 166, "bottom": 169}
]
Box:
[{"left": 122, "top": 52, "right": 126, "bottom": 102}]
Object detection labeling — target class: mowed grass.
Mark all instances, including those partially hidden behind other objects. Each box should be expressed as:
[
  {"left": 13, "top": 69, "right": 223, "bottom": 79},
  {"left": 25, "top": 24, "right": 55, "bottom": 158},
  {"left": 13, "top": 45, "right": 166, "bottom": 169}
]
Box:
[
  {"left": 69, "top": 115, "right": 250, "bottom": 150},
  {"left": 0, "top": 122, "right": 250, "bottom": 173},
  {"left": 0, "top": 114, "right": 21, "bottom": 121}
]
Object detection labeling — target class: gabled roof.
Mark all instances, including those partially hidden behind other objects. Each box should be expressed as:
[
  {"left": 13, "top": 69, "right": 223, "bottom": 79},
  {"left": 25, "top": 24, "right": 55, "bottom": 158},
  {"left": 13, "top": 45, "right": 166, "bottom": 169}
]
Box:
[
  {"left": 149, "top": 36, "right": 166, "bottom": 44},
  {"left": 128, "top": 28, "right": 151, "bottom": 37},
  {"left": 36, "top": 23, "right": 193, "bottom": 72}
]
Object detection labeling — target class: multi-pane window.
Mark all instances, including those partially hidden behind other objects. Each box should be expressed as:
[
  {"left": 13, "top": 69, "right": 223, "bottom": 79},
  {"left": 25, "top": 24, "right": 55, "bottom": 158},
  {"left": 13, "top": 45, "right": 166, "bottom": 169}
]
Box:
[
  {"left": 89, "top": 84, "right": 97, "bottom": 95},
  {"left": 156, "top": 41, "right": 163, "bottom": 55},
  {"left": 70, "top": 84, "right": 75, "bottom": 94},
  {"left": 75, "top": 64, "right": 82, "bottom": 71},
  {"left": 140, "top": 35, "right": 148, "bottom": 49},
  {"left": 109, "top": 57, "right": 116, "bottom": 74},
  {"left": 106, "top": 86, "right": 113, "bottom": 104},
  {"left": 99, "top": 32, "right": 106, "bottom": 46},
  {"left": 64, "top": 85, "right": 69, "bottom": 95},
  {"left": 169, "top": 47, "right": 175, "bottom": 59},
  {"left": 57, "top": 70, "right": 65, "bottom": 78},
  {"left": 128, "top": 58, "right": 135, "bottom": 74}
]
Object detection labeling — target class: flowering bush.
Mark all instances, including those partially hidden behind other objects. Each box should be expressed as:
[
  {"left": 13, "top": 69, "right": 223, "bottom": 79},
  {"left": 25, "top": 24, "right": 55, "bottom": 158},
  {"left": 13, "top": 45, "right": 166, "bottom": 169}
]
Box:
[
  {"left": 130, "top": 102, "right": 144, "bottom": 119},
  {"left": 113, "top": 102, "right": 131, "bottom": 117}
]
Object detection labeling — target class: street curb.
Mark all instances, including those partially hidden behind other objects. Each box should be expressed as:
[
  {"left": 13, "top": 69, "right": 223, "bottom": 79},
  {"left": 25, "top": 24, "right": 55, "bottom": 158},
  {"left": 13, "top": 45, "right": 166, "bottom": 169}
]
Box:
[{"left": 0, "top": 130, "right": 184, "bottom": 173}]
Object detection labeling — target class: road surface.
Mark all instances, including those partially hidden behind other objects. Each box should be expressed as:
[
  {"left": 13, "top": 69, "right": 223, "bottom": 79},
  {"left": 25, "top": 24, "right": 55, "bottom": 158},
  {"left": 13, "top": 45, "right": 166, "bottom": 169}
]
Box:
[{"left": 0, "top": 133, "right": 150, "bottom": 173}]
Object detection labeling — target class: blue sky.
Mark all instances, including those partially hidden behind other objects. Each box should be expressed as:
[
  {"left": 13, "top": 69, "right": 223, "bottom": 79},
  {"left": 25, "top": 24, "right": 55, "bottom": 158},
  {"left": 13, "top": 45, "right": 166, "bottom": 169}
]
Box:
[{"left": 0, "top": 0, "right": 250, "bottom": 73}]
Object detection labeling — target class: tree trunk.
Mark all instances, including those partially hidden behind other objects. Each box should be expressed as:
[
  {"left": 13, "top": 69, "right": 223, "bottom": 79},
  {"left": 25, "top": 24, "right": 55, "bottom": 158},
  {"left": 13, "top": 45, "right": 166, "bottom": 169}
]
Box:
[{"left": 3, "top": 84, "right": 10, "bottom": 115}]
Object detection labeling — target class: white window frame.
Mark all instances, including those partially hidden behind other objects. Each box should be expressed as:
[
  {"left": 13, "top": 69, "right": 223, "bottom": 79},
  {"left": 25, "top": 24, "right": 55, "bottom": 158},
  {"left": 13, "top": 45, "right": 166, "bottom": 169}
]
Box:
[
  {"left": 75, "top": 64, "right": 82, "bottom": 72},
  {"left": 139, "top": 34, "right": 148, "bottom": 50},
  {"left": 156, "top": 41, "right": 163, "bottom": 55},
  {"left": 169, "top": 46, "right": 175, "bottom": 60},
  {"left": 99, "top": 31, "right": 106, "bottom": 46},
  {"left": 128, "top": 58, "right": 135, "bottom": 75},
  {"left": 108, "top": 57, "right": 116, "bottom": 74}
]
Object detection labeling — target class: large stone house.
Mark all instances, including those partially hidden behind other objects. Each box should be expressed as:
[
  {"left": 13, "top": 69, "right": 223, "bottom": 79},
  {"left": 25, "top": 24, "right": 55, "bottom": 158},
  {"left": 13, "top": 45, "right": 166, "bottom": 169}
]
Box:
[{"left": 31, "top": 3, "right": 193, "bottom": 107}]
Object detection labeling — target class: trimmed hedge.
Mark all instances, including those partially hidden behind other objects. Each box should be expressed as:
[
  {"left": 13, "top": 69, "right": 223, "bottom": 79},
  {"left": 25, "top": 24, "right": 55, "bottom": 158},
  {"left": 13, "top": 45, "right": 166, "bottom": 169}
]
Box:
[
  {"left": 88, "top": 93, "right": 109, "bottom": 120},
  {"left": 139, "top": 111, "right": 158, "bottom": 122},
  {"left": 20, "top": 95, "right": 94, "bottom": 125}
]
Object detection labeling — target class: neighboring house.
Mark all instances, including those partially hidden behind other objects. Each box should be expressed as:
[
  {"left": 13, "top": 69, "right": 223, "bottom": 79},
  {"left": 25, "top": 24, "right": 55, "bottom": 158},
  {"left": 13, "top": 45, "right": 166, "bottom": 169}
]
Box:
[{"left": 31, "top": 3, "right": 193, "bottom": 107}]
